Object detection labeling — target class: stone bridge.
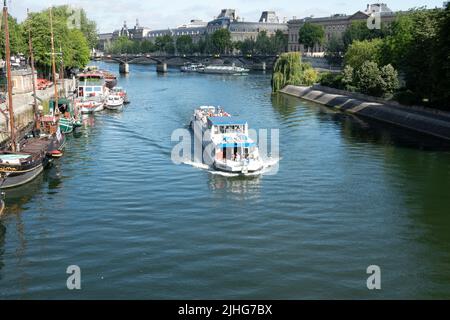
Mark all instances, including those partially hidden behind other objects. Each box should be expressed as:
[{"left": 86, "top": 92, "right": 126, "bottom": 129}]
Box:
[{"left": 97, "top": 54, "right": 279, "bottom": 73}]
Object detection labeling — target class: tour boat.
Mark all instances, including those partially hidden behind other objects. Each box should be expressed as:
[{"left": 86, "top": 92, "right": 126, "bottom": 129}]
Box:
[
  {"left": 198, "top": 65, "right": 249, "bottom": 75},
  {"left": 181, "top": 63, "right": 205, "bottom": 73},
  {"left": 190, "top": 106, "right": 264, "bottom": 174},
  {"left": 76, "top": 72, "right": 108, "bottom": 113},
  {"left": 105, "top": 94, "right": 124, "bottom": 111},
  {"left": 111, "top": 87, "right": 130, "bottom": 104}
]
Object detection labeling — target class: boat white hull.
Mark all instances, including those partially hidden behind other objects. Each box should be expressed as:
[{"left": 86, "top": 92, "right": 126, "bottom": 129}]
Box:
[
  {"left": 105, "top": 103, "right": 124, "bottom": 111},
  {"left": 190, "top": 119, "right": 263, "bottom": 174},
  {"left": 79, "top": 103, "right": 104, "bottom": 114}
]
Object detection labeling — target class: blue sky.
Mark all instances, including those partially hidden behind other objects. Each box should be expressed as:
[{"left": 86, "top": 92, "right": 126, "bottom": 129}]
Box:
[{"left": 10, "top": 0, "right": 447, "bottom": 33}]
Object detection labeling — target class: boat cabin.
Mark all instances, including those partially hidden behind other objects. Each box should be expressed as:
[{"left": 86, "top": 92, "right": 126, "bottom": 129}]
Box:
[
  {"left": 207, "top": 117, "right": 255, "bottom": 162},
  {"left": 77, "top": 73, "right": 105, "bottom": 99}
]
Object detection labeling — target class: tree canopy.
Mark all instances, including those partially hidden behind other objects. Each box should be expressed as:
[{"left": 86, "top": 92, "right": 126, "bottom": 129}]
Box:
[{"left": 298, "top": 23, "right": 325, "bottom": 52}]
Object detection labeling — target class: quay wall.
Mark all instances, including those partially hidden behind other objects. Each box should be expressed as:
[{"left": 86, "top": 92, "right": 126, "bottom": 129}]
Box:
[
  {"left": 0, "top": 80, "right": 75, "bottom": 146},
  {"left": 280, "top": 85, "right": 450, "bottom": 141}
]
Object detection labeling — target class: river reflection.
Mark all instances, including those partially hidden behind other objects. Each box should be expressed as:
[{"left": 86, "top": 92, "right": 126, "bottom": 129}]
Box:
[
  {"left": 208, "top": 173, "right": 261, "bottom": 201},
  {"left": 1, "top": 62, "right": 450, "bottom": 299}
]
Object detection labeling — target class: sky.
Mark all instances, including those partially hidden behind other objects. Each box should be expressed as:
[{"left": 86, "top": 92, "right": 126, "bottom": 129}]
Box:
[{"left": 9, "top": 0, "right": 447, "bottom": 33}]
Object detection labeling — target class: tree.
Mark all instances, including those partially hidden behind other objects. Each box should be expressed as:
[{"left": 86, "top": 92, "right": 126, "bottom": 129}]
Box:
[
  {"left": 381, "top": 8, "right": 442, "bottom": 105},
  {"left": 298, "top": 23, "right": 325, "bottom": 52},
  {"left": 272, "top": 30, "right": 287, "bottom": 54},
  {"left": 344, "top": 39, "right": 382, "bottom": 70},
  {"left": 255, "top": 31, "right": 272, "bottom": 55},
  {"left": 342, "top": 20, "right": 388, "bottom": 50},
  {"left": 155, "top": 35, "right": 175, "bottom": 54},
  {"left": 79, "top": 8, "right": 98, "bottom": 49},
  {"left": 22, "top": 6, "right": 90, "bottom": 73},
  {"left": 237, "top": 39, "right": 255, "bottom": 55},
  {"left": 211, "top": 29, "right": 232, "bottom": 54},
  {"left": 69, "top": 29, "right": 90, "bottom": 68},
  {"left": 141, "top": 40, "right": 156, "bottom": 53},
  {"left": 325, "top": 34, "right": 345, "bottom": 65},
  {"left": 354, "top": 61, "right": 384, "bottom": 96},
  {"left": 431, "top": 3, "right": 450, "bottom": 107},
  {"left": 0, "top": 15, "right": 26, "bottom": 58},
  {"left": 272, "top": 52, "right": 318, "bottom": 92},
  {"left": 176, "top": 35, "right": 194, "bottom": 54}
]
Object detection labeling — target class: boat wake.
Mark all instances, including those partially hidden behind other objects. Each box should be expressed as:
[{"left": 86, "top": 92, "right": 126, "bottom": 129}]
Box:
[{"left": 182, "top": 157, "right": 281, "bottom": 177}]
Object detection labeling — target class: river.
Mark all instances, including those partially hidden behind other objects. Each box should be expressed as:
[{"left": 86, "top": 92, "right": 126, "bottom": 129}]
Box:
[{"left": 1, "top": 61, "right": 450, "bottom": 299}]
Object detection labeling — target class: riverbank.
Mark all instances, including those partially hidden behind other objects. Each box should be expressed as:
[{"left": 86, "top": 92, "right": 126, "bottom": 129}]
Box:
[
  {"left": 0, "top": 79, "right": 75, "bottom": 146},
  {"left": 280, "top": 85, "right": 450, "bottom": 141}
]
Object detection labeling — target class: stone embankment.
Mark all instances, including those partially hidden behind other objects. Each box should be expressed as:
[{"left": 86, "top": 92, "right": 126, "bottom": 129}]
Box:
[
  {"left": 280, "top": 85, "right": 450, "bottom": 141},
  {"left": 0, "top": 79, "right": 75, "bottom": 145}
]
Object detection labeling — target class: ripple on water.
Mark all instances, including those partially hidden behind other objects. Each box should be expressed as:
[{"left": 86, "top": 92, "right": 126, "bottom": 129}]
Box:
[{"left": 1, "top": 62, "right": 450, "bottom": 299}]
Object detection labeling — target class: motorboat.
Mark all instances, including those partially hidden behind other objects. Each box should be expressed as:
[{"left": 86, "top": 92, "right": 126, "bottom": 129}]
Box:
[
  {"left": 105, "top": 94, "right": 124, "bottom": 111},
  {"left": 190, "top": 106, "right": 263, "bottom": 174},
  {"left": 111, "top": 87, "right": 130, "bottom": 104}
]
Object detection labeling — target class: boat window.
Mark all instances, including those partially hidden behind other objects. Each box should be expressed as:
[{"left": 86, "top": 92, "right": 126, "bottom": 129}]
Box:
[{"left": 85, "top": 87, "right": 93, "bottom": 92}]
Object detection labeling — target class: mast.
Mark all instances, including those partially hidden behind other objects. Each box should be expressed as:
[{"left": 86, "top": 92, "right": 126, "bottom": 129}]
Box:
[
  {"left": 27, "top": 8, "right": 40, "bottom": 130},
  {"left": 3, "top": 0, "right": 17, "bottom": 151},
  {"left": 49, "top": 6, "right": 58, "bottom": 115},
  {"left": 59, "top": 45, "right": 65, "bottom": 98}
]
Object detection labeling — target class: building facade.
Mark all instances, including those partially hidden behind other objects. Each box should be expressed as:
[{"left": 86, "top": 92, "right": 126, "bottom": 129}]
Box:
[
  {"left": 108, "top": 9, "right": 287, "bottom": 47},
  {"left": 287, "top": 3, "right": 396, "bottom": 54},
  {"left": 206, "top": 9, "right": 287, "bottom": 42}
]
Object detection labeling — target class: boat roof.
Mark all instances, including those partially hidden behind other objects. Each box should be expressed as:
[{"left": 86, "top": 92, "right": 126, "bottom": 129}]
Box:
[
  {"left": 78, "top": 73, "right": 104, "bottom": 78},
  {"left": 208, "top": 117, "right": 247, "bottom": 126}
]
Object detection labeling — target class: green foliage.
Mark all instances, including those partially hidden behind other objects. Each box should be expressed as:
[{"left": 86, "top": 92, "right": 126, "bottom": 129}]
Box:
[
  {"left": 431, "top": 3, "right": 450, "bottom": 107},
  {"left": 155, "top": 35, "right": 175, "bottom": 54},
  {"left": 211, "top": 29, "right": 232, "bottom": 54},
  {"left": 141, "top": 40, "right": 156, "bottom": 53},
  {"left": 342, "top": 20, "right": 389, "bottom": 50},
  {"left": 255, "top": 31, "right": 272, "bottom": 54},
  {"left": 176, "top": 35, "right": 194, "bottom": 54},
  {"left": 69, "top": 29, "right": 90, "bottom": 68},
  {"left": 351, "top": 61, "right": 399, "bottom": 97},
  {"left": 341, "top": 65, "right": 354, "bottom": 88},
  {"left": 325, "top": 34, "right": 345, "bottom": 66},
  {"left": 379, "top": 7, "right": 447, "bottom": 107},
  {"left": 78, "top": 8, "right": 98, "bottom": 49},
  {"left": 319, "top": 72, "right": 344, "bottom": 89},
  {"left": 298, "top": 23, "right": 325, "bottom": 51},
  {"left": 344, "top": 39, "right": 382, "bottom": 70},
  {"left": 22, "top": 6, "right": 92, "bottom": 72},
  {"left": 271, "top": 52, "right": 318, "bottom": 92},
  {"left": 0, "top": 15, "right": 26, "bottom": 58},
  {"left": 233, "top": 30, "right": 286, "bottom": 55},
  {"left": 272, "top": 30, "right": 288, "bottom": 54},
  {"left": 237, "top": 39, "right": 255, "bottom": 55}
]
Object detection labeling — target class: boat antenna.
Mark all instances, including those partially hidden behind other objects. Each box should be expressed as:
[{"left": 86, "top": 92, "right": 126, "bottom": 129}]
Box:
[
  {"left": 27, "top": 8, "right": 40, "bottom": 131},
  {"left": 49, "top": 6, "right": 58, "bottom": 116},
  {"left": 3, "top": 0, "right": 17, "bottom": 151}
]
